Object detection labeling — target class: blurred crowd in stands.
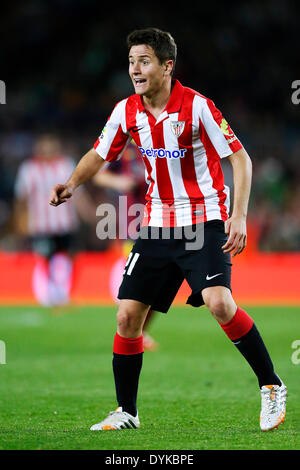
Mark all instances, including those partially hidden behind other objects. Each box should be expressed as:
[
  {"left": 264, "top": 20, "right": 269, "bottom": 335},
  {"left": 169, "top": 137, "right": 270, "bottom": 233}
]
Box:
[{"left": 0, "top": 0, "right": 299, "bottom": 252}]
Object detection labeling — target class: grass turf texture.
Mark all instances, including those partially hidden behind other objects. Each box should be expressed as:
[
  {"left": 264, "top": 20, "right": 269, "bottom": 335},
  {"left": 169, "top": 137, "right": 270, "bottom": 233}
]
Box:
[{"left": 0, "top": 304, "right": 299, "bottom": 450}]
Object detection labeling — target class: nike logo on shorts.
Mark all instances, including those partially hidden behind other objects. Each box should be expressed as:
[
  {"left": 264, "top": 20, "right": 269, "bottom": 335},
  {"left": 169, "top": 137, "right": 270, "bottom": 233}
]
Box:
[{"left": 206, "top": 273, "right": 223, "bottom": 280}]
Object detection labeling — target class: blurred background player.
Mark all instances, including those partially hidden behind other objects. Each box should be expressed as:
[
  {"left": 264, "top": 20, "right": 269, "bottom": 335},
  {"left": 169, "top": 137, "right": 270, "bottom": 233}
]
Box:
[
  {"left": 14, "top": 133, "right": 95, "bottom": 307},
  {"left": 93, "top": 141, "right": 158, "bottom": 350}
]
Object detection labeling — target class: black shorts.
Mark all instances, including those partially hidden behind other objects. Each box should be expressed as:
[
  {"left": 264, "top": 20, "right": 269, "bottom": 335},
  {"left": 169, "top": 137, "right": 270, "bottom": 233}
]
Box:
[
  {"left": 118, "top": 220, "right": 232, "bottom": 313},
  {"left": 30, "top": 233, "right": 74, "bottom": 258}
]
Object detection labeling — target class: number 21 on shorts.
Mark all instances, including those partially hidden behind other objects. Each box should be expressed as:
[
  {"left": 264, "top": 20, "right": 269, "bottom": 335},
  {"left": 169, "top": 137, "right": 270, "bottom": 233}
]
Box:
[{"left": 124, "top": 252, "right": 140, "bottom": 276}]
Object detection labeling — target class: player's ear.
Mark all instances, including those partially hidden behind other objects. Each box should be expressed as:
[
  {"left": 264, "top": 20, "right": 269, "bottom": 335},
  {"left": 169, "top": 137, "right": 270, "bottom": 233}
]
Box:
[{"left": 164, "top": 60, "right": 174, "bottom": 76}]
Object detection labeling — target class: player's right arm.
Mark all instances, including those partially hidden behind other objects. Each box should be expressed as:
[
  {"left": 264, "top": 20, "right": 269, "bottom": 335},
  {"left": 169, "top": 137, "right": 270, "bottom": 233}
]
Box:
[
  {"left": 50, "top": 148, "right": 105, "bottom": 206},
  {"left": 50, "top": 99, "right": 130, "bottom": 206}
]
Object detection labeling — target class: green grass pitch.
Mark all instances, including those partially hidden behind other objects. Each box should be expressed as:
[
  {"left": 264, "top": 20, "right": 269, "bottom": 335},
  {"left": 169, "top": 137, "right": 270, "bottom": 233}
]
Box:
[{"left": 0, "top": 304, "right": 299, "bottom": 450}]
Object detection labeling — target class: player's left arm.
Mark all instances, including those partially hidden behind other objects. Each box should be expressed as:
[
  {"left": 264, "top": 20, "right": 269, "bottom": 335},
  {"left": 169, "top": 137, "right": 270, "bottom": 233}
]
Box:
[{"left": 222, "top": 147, "right": 252, "bottom": 257}]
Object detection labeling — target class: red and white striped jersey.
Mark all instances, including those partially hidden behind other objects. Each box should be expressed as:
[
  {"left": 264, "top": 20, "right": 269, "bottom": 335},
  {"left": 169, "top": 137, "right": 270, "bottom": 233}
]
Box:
[
  {"left": 94, "top": 80, "right": 243, "bottom": 227},
  {"left": 15, "top": 155, "right": 79, "bottom": 236}
]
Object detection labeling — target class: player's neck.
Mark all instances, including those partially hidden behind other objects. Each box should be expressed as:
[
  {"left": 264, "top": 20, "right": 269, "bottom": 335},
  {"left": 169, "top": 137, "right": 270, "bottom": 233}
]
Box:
[{"left": 142, "top": 79, "right": 172, "bottom": 120}]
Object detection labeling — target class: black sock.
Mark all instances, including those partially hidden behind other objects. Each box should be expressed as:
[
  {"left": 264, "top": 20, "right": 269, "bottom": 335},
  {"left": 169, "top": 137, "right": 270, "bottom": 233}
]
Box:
[
  {"left": 232, "top": 323, "right": 281, "bottom": 388},
  {"left": 112, "top": 352, "right": 143, "bottom": 417}
]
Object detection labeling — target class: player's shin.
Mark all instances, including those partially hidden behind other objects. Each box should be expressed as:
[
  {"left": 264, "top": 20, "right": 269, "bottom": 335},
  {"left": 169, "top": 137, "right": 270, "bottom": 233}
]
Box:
[
  {"left": 219, "top": 306, "right": 281, "bottom": 388},
  {"left": 112, "top": 332, "right": 144, "bottom": 417}
]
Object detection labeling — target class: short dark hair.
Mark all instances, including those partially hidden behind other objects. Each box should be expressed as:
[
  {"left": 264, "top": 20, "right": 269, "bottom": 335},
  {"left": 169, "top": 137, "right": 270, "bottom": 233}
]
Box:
[{"left": 127, "top": 27, "right": 177, "bottom": 73}]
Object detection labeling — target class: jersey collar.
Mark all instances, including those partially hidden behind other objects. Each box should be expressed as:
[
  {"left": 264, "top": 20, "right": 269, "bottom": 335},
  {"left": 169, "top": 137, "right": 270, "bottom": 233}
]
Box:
[{"left": 136, "top": 79, "right": 184, "bottom": 115}]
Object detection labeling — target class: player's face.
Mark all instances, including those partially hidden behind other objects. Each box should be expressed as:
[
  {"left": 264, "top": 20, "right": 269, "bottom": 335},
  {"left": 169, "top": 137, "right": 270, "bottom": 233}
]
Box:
[
  {"left": 34, "top": 136, "right": 61, "bottom": 159},
  {"left": 129, "top": 45, "right": 171, "bottom": 97}
]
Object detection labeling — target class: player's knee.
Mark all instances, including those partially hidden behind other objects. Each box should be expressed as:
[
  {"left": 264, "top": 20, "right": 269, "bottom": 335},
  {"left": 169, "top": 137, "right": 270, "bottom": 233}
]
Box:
[
  {"left": 208, "top": 298, "right": 229, "bottom": 320},
  {"left": 116, "top": 306, "right": 144, "bottom": 337},
  {"left": 203, "top": 290, "right": 236, "bottom": 323},
  {"left": 117, "top": 308, "right": 135, "bottom": 331}
]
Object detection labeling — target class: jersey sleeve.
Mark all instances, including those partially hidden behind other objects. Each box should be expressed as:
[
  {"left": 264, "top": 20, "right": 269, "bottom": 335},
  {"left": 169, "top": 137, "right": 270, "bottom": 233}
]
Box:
[
  {"left": 93, "top": 99, "right": 131, "bottom": 162},
  {"left": 199, "top": 97, "right": 243, "bottom": 159}
]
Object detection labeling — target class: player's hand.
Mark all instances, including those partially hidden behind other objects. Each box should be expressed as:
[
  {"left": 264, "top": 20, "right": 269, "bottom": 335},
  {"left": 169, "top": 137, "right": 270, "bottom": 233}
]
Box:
[
  {"left": 222, "top": 216, "right": 247, "bottom": 257},
  {"left": 49, "top": 184, "right": 73, "bottom": 206}
]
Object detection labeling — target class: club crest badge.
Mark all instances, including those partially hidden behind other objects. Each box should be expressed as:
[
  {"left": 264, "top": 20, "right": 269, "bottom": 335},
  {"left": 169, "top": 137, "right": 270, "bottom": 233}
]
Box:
[{"left": 170, "top": 121, "right": 185, "bottom": 137}]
